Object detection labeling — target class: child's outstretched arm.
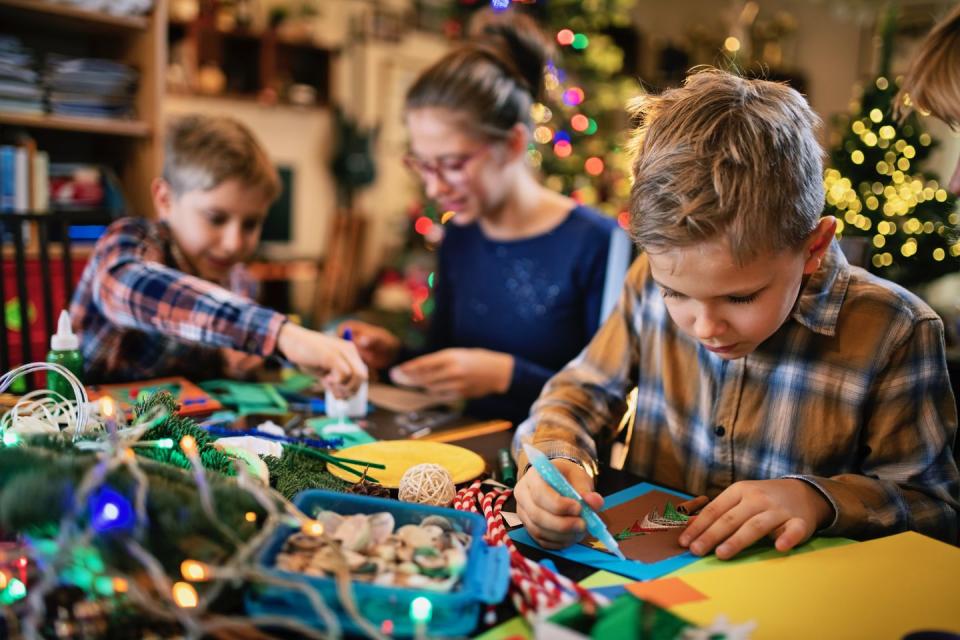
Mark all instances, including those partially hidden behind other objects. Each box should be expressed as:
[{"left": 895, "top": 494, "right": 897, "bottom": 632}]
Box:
[{"left": 88, "top": 220, "right": 366, "bottom": 394}]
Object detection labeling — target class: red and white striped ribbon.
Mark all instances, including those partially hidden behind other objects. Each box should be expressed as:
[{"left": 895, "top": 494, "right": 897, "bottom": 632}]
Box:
[{"left": 454, "top": 480, "right": 596, "bottom": 622}]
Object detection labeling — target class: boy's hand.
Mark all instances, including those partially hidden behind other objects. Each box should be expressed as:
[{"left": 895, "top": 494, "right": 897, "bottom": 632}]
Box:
[
  {"left": 514, "top": 458, "right": 604, "bottom": 549},
  {"left": 390, "top": 348, "right": 513, "bottom": 398},
  {"left": 337, "top": 320, "right": 401, "bottom": 370},
  {"left": 678, "top": 479, "right": 833, "bottom": 560},
  {"left": 277, "top": 323, "right": 368, "bottom": 398}
]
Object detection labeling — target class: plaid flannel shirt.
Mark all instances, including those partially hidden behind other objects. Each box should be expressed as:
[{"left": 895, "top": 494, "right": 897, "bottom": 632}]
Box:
[
  {"left": 516, "top": 241, "right": 960, "bottom": 543},
  {"left": 70, "top": 217, "right": 285, "bottom": 383}
]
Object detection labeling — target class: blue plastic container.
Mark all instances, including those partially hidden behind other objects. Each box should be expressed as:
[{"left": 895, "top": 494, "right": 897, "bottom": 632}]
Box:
[{"left": 246, "top": 490, "right": 511, "bottom": 637}]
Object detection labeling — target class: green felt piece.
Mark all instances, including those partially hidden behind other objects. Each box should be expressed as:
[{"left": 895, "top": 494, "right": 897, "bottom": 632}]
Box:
[
  {"left": 276, "top": 372, "right": 319, "bottom": 394},
  {"left": 306, "top": 417, "right": 377, "bottom": 448},
  {"left": 199, "top": 380, "right": 288, "bottom": 415},
  {"left": 547, "top": 594, "right": 692, "bottom": 640}
]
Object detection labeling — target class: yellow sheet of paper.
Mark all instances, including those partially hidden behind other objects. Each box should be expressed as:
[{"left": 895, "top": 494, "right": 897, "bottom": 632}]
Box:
[
  {"left": 670, "top": 532, "right": 960, "bottom": 639},
  {"left": 327, "top": 440, "right": 486, "bottom": 488}
]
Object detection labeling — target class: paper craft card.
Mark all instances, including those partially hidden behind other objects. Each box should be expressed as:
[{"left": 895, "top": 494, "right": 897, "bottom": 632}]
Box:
[
  {"left": 368, "top": 383, "right": 451, "bottom": 413},
  {"left": 580, "top": 489, "right": 690, "bottom": 564},
  {"left": 510, "top": 482, "right": 700, "bottom": 581}
]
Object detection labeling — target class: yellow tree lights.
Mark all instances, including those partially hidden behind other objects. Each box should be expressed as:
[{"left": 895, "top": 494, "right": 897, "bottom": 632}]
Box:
[{"left": 824, "top": 72, "right": 958, "bottom": 286}]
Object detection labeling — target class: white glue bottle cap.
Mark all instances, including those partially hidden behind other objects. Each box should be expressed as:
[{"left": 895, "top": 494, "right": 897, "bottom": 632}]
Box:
[{"left": 50, "top": 310, "right": 79, "bottom": 351}]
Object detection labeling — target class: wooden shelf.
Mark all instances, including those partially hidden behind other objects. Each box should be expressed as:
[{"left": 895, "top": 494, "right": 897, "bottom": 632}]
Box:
[
  {"left": 0, "top": 112, "right": 151, "bottom": 138},
  {"left": 0, "top": 0, "right": 148, "bottom": 32}
]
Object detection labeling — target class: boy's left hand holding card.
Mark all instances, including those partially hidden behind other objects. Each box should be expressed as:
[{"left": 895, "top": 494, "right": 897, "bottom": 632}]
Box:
[{"left": 678, "top": 478, "right": 834, "bottom": 560}]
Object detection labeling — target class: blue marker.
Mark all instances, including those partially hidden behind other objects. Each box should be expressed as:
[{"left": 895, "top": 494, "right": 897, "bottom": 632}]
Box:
[{"left": 522, "top": 443, "right": 626, "bottom": 560}]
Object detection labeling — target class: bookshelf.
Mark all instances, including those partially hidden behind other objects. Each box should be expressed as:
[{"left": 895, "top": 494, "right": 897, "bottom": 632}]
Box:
[
  {"left": 0, "top": 0, "right": 167, "bottom": 219},
  {"left": 167, "top": 14, "right": 333, "bottom": 107}
]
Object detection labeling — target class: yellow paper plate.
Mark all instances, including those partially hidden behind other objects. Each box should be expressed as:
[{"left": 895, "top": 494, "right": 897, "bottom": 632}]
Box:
[{"left": 327, "top": 440, "right": 486, "bottom": 488}]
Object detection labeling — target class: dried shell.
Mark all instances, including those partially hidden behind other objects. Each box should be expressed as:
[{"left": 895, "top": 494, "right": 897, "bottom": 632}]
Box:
[
  {"left": 314, "top": 510, "right": 344, "bottom": 534},
  {"left": 420, "top": 515, "right": 454, "bottom": 532},
  {"left": 397, "top": 524, "right": 434, "bottom": 549},
  {"left": 334, "top": 514, "right": 371, "bottom": 551},
  {"left": 369, "top": 512, "right": 395, "bottom": 545}
]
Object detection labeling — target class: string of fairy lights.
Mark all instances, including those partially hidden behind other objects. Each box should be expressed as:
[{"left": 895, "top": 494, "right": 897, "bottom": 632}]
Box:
[{"left": 0, "top": 363, "right": 421, "bottom": 639}]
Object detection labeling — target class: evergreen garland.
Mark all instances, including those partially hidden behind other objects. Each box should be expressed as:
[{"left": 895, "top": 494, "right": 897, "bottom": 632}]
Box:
[
  {"left": 264, "top": 450, "right": 349, "bottom": 500},
  {"left": 0, "top": 391, "right": 352, "bottom": 574}
]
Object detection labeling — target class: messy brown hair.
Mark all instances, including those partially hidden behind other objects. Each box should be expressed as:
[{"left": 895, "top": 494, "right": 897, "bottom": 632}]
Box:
[
  {"left": 163, "top": 114, "right": 280, "bottom": 201},
  {"left": 627, "top": 68, "right": 825, "bottom": 264},
  {"left": 404, "top": 8, "right": 553, "bottom": 139},
  {"left": 895, "top": 3, "right": 960, "bottom": 128}
]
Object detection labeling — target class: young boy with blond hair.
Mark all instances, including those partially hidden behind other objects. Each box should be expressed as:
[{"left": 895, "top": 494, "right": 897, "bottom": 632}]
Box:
[
  {"left": 514, "top": 69, "right": 959, "bottom": 559},
  {"left": 71, "top": 114, "right": 366, "bottom": 395}
]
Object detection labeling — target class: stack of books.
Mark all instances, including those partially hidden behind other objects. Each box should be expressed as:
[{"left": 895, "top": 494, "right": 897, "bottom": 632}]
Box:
[
  {"left": 46, "top": 57, "right": 139, "bottom": 120},
  {"left": 0, "top": 36, "right": 42, "bottom": 116}
]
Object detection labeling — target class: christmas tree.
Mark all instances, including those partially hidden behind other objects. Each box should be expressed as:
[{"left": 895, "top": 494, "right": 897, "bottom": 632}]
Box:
[{"left": 823, "top": 8, "right": 959, "bottom": 287}]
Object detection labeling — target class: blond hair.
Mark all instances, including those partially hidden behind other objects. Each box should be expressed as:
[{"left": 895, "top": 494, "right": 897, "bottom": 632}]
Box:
[
  {"left": 896, "top": 3, "right": 960, "bottom": 128},
  {"left": 627, "top": 68, "right": 824, "bottom": 264},
  {"left": 163, "top": 114, "right": 280, "bottom": 201}
]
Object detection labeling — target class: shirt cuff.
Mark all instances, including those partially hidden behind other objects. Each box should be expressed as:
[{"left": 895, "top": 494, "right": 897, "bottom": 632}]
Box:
[
  {"left": 516, "top": 439, "right": 599, "bottom": 482},
  {"left": 782, "top": 474, "right": 842, "bottom": 533},
  {"left": 249, "top": 310, "right": 287, "bottom": 357}
]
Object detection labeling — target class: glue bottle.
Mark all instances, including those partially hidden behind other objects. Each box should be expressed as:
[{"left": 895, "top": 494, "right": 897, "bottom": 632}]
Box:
[
  {"left": 324, "top": 328, "right": 368, "bottom": 419},
  {"left": 46, "top": 310, "right": 84, "bottom": 397}
]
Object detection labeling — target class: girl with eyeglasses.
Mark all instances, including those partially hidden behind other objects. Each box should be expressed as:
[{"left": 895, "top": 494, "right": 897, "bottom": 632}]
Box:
[{"left": 342, "top": 9, "right": 630, "bottom": 426}]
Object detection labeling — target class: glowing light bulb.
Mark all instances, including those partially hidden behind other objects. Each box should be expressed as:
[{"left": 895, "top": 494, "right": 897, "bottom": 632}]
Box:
[
  {"left": 180, "top": 435, "right": 197, "bottom": 456},
  {"left": 556, "top": 29, "right": 574, "bottom": 46},
  {"left": 2, "top": 431, "right": 19, "bottom": 447},
  {"left": 570, "top": 114, "right": 589, "bottom": 132},
  {"left": 181, "top": 560, "right": 209, "bottom": 582},
  {"left": 172, "top": 581, "right": 198, "bottom": 608},
  {"left": 410, "top": 596, "right": 433, "bottom": 623},
  {"left": 724, "top": 36, "right": 741, "bottom": 52},
  {"left": 112, "top": 577, "right": 128, "bottom": 593},
  {"left": 244, "top": 511, "right": 257, "bottom": 523},
  {"left": 302, "top": 520, "right": 324, "bottom": 536},
  {"left": 585, "top": 157, "right": 605, "bottom": 176},
  {"left": 100, "top": 396, "right": 115, "bottom": 418}
]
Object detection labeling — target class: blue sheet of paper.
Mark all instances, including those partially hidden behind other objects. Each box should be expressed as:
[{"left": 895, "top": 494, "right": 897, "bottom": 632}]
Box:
[{"left": 509, "top": 482, "right": 700, "bottom": 581}]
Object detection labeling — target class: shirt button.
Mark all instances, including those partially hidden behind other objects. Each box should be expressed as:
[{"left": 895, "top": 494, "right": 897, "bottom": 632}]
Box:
[{"left": 714, "top": 425, "right": 726, "bottom": 437}]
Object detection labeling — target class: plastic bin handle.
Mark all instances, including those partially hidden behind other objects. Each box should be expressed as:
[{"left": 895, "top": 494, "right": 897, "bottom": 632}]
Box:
[{"left": 477, "top": 544, "right": 511, "bottom": 604}]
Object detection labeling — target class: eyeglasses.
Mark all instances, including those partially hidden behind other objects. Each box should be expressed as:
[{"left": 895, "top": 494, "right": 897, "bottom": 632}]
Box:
[{"left": 402, "top": 147, "right": 489, "bottom": 185}]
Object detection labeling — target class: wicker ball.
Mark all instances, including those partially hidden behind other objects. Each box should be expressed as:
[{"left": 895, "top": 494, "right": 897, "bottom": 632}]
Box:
[{"left": 397, "top": 463, "right": 456, "bottom": 507}]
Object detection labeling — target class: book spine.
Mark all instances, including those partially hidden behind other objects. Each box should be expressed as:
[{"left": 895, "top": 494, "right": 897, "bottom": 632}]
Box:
[
  {"left": 32, "top": 151, "right": 49, "bottom": 214},
  {"left": 0, "top": 145, "right": 15, "bottom": 213},
  {"left": 13, "top": 146, "right": 28, "bottom": 214}
]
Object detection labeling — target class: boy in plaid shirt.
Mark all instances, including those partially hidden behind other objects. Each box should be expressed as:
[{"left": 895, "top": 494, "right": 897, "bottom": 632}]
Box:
[
  {"left": 514, "top": 69, "right": 959, "bottom": 559},
  {"left": 71, "top": 114, "right": 365, "bottom": 396}
]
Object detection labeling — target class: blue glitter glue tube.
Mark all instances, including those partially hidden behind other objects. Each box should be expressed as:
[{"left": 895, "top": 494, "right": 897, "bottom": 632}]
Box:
[{"left": 522, "top": 443, "right": 626, "bottom": 560}]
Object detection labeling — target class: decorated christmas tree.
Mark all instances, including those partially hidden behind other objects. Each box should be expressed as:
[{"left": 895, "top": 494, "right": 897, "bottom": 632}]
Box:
[{"left": 823, "top": 8, "right": 959, "bottom": 287}]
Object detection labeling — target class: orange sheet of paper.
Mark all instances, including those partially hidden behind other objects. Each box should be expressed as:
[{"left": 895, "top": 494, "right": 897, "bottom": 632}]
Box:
[
  {"left": 668, "top": 532, "right": 960, "bottom": 639},
  {"left": 625, "top": 577, "right": 708, "bottom": 608}
]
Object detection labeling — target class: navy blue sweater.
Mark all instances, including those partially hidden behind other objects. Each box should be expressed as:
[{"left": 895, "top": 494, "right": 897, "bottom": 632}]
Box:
[{"left": 420, "top": 205, "right": 627, "bottom": 424}]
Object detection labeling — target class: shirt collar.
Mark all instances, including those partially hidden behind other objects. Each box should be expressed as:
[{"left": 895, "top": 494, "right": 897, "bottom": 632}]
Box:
[{"left": 791, "top": 239, "right": 851, "bottom": 337}]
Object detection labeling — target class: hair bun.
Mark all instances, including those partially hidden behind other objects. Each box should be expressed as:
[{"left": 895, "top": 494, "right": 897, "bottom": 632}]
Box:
[{"left": 467, "top": 9, "right": 553, "bottom": 101}]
